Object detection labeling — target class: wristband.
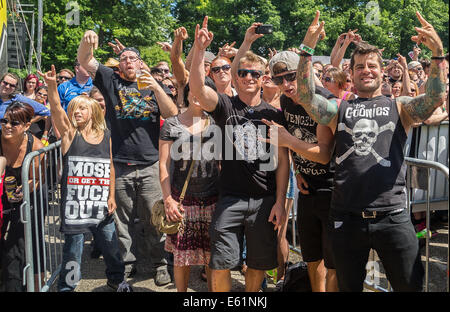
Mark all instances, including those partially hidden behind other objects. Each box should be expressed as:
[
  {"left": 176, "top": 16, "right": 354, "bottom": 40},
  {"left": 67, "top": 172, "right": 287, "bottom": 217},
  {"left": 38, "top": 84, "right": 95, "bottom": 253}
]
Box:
[
  {"left": 431, "top": 56, "right": 445, "bottom": 60},
  {"left": 295, "top": 169, "right": 301, "bottom": 176},
  {"left": 299, "top": 43, "right": 315, "bottom": 56}
]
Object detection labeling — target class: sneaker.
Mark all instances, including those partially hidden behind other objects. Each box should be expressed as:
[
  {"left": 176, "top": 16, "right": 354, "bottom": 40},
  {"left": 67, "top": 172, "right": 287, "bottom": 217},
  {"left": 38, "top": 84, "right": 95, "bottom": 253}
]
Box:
[
  {"left": 107, "top": 280, "right": 133, "bottom": 292},
  {"left": 155, "top": 268, "right": 171, "bottom": 286},
  {"left": 275, "top": 279, "right": 284, "bottom": 292},
  {"left": 124, "top": 266, "right": 137, "bottom": 278}
]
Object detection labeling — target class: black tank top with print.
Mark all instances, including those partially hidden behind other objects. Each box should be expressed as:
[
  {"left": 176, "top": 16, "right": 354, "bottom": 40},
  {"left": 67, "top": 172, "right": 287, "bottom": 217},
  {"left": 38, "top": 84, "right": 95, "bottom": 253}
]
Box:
[
  {"left": 60, "top": 130, "right": 112, "bottom": 234},
  {"left": 332, "top": 95, "right": 407, "bottom": 213}
]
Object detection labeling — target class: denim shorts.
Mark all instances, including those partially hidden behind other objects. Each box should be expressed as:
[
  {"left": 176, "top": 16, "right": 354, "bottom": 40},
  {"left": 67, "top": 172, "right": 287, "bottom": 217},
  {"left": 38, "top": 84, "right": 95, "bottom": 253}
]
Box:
[{"left": 209, "top": 195, "right": 278, "bottom": 271}]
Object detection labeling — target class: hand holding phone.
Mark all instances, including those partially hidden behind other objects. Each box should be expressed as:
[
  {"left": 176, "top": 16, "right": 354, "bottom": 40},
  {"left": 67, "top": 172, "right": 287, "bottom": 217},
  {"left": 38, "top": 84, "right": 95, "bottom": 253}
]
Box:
[{"left": 255, "top": 24, "right": 273, "bottom": 34}]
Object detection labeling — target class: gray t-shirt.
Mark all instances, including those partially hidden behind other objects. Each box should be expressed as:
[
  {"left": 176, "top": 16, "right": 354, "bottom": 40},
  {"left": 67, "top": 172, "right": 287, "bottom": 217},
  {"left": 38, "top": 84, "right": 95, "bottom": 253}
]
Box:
[{"left": 159, "top": 114, "right": 219, "bottom": 198}]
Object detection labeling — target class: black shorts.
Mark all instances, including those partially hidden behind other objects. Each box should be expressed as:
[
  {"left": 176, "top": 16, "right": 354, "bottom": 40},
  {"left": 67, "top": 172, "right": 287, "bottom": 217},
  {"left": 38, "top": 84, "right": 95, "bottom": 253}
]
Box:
[
  {"left": 297, "top": 191, "right": 334, "bottom": 269},
  {"left": 209, "top": 195, "right": 278, "bottom": 271}
]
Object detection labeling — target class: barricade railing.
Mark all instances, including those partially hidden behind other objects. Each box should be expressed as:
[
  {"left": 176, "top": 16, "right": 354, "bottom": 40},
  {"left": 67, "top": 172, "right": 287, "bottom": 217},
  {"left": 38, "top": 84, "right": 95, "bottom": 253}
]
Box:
[
  {"left": 406, "top": 121, "right": 449, "bottom": 211},
  {"left": 405, "top": 157, "right": 449, "bottom": 292},
  {"left": 21, "top": 140, "right": 63, "bottom": 292}
]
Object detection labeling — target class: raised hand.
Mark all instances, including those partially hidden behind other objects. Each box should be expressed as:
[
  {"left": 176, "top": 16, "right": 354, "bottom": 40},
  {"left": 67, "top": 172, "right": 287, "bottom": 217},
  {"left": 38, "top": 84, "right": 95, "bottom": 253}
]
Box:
[
  {"left": 411, "top": 11, "right": 443, "bottom": 56},
  {"left": 108, "top": 38, "right": 125, "bottom": 55},
  {"left": 37, "top": 64, "right": 58, "bottom": 85},
  {"left": 302, "top": 10, "right": 326, "bottom": 49},
  {"left": 243, "top": 22, "right": 264, "bottom": 44},
  {"left": 397, "top": 53, "right": 408, "bottom": 69},
  {"left": 174, "top": 27, "right": 189, "bottom": 42},
  {"left": 268, "top": 48, "right": 278, "bottom": 60},
  {"left": 218, "top": 41, "right": 238, "bottom": 58},
  {"left": 194, "top": 16, "right": 214, "bottom": 50},
  {"left": 157, "top": 41, "right": 172, "bottom": 52},
  {"left": 82, "top": 30, "right": 99, "bottom": 50}
]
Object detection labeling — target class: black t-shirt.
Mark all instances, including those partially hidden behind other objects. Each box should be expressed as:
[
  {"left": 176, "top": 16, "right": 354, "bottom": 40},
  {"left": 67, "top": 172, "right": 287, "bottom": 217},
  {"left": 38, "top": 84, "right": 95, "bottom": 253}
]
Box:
[
  {"left": 280, "top": 86, "right": 336, "bottom": 193},
  {"left": 211, "top": 93, "right": 284, "bottom": 198},
  {"left": 94, "top": 64, "right": 171, "bottom": 165},
  {"left": 159, "top": 114, "right": 219, "bottom": 198},
  {"left": 332, "top": 95, "right": 407, "bottom": 213}
]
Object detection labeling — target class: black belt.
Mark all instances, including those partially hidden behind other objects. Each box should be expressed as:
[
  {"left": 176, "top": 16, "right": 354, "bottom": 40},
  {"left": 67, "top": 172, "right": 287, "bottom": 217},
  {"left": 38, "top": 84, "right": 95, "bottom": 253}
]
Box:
[{"left": 351, "top": 208, "right": 405, "bottom": 219}]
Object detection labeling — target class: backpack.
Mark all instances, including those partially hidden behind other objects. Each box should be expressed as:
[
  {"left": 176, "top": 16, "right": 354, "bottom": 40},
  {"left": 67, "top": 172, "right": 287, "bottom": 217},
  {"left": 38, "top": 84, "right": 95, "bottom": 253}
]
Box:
[{"left": 280, "top": 261, "right": 312, "bottom": 292}]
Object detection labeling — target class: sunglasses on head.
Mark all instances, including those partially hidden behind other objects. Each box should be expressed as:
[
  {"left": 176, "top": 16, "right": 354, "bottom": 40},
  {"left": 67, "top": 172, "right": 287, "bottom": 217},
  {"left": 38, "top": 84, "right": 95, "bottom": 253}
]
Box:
[
  {"left": 0, "top": 118, "right": 22, "bottom": 127},
  {"left": 1, "top": 80, "right": 17, "bottom": 88},
  {"left": 237, "top": 69, "right": 263, "bottom": 79},
  {"left": 272, "top": 72, "right": 297, "bottom": 85},
  {"left": 211, "top": 64, "right": 231, "bottom": 74}
]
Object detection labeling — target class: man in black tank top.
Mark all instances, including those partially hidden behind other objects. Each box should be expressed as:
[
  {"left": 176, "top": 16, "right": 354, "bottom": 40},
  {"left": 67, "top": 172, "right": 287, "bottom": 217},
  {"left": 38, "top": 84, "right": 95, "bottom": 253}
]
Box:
[{"left": 293, "top": 12, "right": 447, "bottom": 291}]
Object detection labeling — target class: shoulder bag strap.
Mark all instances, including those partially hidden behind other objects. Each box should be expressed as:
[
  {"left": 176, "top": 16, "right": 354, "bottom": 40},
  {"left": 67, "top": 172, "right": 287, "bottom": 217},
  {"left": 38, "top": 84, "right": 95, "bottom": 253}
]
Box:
[{"left": 178, "top": 117, "right": 209, "bottom": 203}]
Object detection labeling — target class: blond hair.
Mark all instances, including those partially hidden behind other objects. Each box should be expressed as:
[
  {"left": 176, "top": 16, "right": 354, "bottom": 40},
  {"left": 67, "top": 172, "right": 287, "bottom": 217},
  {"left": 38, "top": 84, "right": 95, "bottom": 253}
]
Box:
[
  {"left": 67, "top": 95, "right": 107, "bottom": 134},
  {"left": 239, "top": 51, "right": 266, "bottom": 71}
]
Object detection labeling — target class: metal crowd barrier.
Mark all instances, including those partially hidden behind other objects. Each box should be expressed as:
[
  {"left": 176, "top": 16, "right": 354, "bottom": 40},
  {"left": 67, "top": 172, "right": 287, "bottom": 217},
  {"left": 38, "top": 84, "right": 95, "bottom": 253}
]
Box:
[
  {"left": 21, "top": 140, "right": 63, "bottom": 292},
  {"left": 405, "top": 157, "right": 449, "bottom": 292}
]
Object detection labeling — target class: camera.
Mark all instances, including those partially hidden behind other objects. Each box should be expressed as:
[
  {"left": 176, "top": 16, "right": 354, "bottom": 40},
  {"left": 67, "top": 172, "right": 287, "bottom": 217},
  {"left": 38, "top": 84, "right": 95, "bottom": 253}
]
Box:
[{"left": 255, "top": 24, "right": 273, "bottom": 34}]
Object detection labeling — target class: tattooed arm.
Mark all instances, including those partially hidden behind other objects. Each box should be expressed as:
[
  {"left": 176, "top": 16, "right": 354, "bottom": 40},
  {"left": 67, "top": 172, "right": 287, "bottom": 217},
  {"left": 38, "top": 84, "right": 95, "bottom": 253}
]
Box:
[
  {"left": 396, "top": 12, "right": 446, "bottom": 133},
  {"left": 77, "top": 30, "right": 100, "bottom": 79},
  {"left": 296, "top": 11, "right": 339, "bottom": 129}
]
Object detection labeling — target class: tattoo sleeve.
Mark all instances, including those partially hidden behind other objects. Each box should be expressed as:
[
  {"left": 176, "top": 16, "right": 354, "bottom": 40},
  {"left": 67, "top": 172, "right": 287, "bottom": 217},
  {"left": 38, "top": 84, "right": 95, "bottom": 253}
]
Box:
[
  {"left": 398, "top": 59, "right": 447, "bottom": 123},
  {"left": 297, "top": 55, "right": 338, "bottom": 125}
]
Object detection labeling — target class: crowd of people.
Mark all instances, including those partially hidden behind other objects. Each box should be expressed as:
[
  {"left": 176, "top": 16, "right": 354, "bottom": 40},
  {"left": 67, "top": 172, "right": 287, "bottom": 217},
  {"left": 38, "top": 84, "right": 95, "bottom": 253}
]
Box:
[{"left": 0, "top": 10, "right": 448, "bottom": 292}]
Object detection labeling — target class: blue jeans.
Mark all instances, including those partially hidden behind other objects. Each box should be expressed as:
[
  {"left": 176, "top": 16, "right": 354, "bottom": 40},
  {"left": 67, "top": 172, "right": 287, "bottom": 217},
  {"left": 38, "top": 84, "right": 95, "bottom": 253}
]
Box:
[{"left": 58, "top": 217, "right": 124, "bottom": 292}]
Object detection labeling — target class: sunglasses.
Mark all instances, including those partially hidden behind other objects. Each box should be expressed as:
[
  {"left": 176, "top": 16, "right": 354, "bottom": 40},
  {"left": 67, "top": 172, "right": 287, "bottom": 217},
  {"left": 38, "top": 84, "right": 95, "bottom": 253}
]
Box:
[
  {"left": 211, "top": 64, "right": 231, "bottom": 74},
  {"left": 58, "top": 76, "right": 71, "bottom": 81},
  {"left": 0, "top": 118, "right": 22, "bottom": 127},
  {"left": 167, "top": 85, "right": 175, "bottom": 90},
  {"left": 1, "top": 80, "right": 17, "bottom": 88},
  {"left": 272, "top": 72, "right": 297, "bottom": 85},
  {"left": 237, "top": 69, "right": 263, "bottom": 79}
]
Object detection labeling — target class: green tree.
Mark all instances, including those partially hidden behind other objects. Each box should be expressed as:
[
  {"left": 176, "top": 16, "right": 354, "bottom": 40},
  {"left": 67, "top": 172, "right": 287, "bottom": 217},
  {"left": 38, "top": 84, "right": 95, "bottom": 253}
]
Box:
[
  {"left": 174, "top": 0, "right": 448, "bottom": 59},
  {"left": 39, "top": 0, "right": 175, "bottom": 70}
]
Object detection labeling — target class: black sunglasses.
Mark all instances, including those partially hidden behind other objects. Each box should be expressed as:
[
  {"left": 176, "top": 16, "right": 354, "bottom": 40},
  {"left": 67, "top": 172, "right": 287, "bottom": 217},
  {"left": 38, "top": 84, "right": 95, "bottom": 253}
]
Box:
[
  {"left": 237, "top": 69, "right": 263, "bottom": 79},
  {"left": 58, "top": 76, "right": 71, "bottom": 81},
  {"left": 211, "top": 64, "right": 231, "bottom": 74},
  {"left": 0, "top": 118, "right": 22, "bottom": 127},
  {"left": 1, "top": 80, "right": 17, "bottom": 88},
  {"left": 272, "top": 72, "right": 297, "bottom": 85}
]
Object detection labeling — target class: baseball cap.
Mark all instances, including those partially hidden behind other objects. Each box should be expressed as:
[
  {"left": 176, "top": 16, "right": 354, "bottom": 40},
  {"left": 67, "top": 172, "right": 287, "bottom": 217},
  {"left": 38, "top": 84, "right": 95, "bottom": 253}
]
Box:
[
  {"left": 407, "top": 61, "right": 421, "bottom": 70},
  {"left": 118, "top": 47, "right": 141, "bottom": 59},
  {"left": 269, "top": 51, "right": 299, "bottom": 76},
  {"left": 204, "top": 51, "right": 216, "bottom": 64}
]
